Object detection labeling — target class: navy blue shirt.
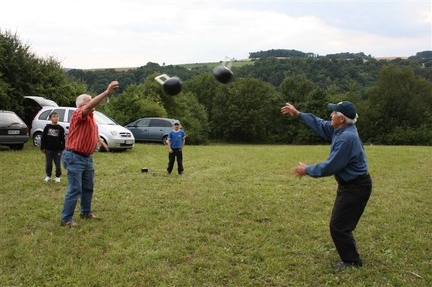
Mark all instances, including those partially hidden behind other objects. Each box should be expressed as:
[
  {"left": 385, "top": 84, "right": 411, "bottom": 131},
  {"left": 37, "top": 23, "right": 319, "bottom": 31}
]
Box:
[
  {"left": 298, "top": 113, "right": 368, "bottom": 182},
  {"left": 41, "top": 124, "right": 65, "bottom": 151},
  {"left": 168, "top": 129, "right": 186, "bottom": 149}
]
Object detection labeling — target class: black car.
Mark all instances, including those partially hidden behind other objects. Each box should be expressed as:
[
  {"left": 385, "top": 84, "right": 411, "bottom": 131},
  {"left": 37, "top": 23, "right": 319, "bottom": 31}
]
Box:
[{"left": 0, "top": 110, "right": 30, "bottom": 150}]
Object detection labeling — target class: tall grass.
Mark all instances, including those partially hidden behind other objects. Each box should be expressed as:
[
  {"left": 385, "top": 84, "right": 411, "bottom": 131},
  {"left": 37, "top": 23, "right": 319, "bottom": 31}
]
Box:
[{"left": 0, "top": 143, "right": 431, "bottom": 286}]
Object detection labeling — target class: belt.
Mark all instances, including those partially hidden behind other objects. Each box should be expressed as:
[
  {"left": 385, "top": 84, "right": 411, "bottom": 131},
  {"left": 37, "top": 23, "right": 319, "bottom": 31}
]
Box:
[
  {"left": 65, "top": 149, "right": 90, "bottom": 157},
  {"left": 337, "top": 173, "right": 370, "bottom": 185}
]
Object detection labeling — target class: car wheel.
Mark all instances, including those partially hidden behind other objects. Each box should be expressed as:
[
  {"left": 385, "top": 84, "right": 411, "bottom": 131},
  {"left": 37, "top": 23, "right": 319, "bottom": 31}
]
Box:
[
  {"left": 33, "top": 132, "right": 42, "bottom": 146},
  {"left": 162, "top": 135, "right": 168, "bottom": 145}
]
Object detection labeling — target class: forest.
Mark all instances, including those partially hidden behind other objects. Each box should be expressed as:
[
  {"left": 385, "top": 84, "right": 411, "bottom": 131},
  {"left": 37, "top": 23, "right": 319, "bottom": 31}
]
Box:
[{"left": 2, "top": 29, "right": 432, "bottom": 145}]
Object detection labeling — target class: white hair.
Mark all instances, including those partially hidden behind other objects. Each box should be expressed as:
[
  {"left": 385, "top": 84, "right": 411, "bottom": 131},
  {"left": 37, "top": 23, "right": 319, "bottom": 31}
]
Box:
[
  {"left": 336, "top": 111, "right": 358, "bottom": 124},
  {"left": 76, "top": 94, "right": 91, "bottom": 107}
]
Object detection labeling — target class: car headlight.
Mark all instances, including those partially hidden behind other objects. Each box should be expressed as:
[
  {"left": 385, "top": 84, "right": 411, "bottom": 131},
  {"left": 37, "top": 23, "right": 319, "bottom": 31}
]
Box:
[{"left": 110, "top": 130, "right": 119, "bottom": 136}]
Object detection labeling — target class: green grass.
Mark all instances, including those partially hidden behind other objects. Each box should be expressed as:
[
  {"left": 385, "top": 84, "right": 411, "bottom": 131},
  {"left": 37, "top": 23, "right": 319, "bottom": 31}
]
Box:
[{"left": 0, "top": 143, "right": 431, "bottom": 286}]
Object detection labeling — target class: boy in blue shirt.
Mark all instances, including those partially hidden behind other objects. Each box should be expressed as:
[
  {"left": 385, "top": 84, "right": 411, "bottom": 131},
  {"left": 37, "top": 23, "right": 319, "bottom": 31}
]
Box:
[{"left": 166, "top": 121, "right": 186, "bottom": 175}]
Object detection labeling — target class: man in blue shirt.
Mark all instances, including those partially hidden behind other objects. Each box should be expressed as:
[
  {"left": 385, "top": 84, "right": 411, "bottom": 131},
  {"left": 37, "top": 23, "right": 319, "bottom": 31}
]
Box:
[
  {"left": 281, "top": 101, "right": 372, "bottom": 270},
  {"left": 166, "top": 121, "right": 186, "bottom": 175}
]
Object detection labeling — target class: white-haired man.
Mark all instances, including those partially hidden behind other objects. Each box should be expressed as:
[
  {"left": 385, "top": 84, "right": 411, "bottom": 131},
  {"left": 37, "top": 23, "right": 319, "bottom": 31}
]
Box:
[
  {"left": 281, "top": 101, "right": 372, "bottom": 270},
  {"left": 60, "top": 81, "right": 119, "bottom": 227}
]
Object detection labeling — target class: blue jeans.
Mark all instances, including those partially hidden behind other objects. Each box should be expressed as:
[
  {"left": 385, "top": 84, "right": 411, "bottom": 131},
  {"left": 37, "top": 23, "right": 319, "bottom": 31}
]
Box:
[
  {"left": 45, "top": 149, "right": 62, "bottom": 177},
  {"left": 61, "top": 150, "right": 95, "bottom": 222}
]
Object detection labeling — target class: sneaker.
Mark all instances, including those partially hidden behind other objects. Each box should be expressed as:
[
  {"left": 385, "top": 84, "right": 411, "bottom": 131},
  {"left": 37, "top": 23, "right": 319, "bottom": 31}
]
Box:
[
  {"left": 60, "top": 220, "right": 79, "bottom": 227},
  {"left": 54, "top": 177, "right": 61, "bottom": 183},
  {"left": 80, "top": 212, "right": 99, "bottom": 220},
  {"left": 44, "top": 176, "right": 51, "bottom": 182}
]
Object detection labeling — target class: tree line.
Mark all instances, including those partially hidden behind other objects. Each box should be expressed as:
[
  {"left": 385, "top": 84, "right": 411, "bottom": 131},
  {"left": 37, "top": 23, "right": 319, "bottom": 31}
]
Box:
[{"left": 1, "top": 29, "right": 432, "bottom": 145}]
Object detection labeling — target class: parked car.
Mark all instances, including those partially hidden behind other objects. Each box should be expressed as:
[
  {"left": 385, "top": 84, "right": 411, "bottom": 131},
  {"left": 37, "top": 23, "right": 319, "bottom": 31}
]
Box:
[
  {"left": 31, "top": 107, "right": 135, "bottom": 151},
  {"left": 125, "top": 117, "right": 180, "bottom": 144},
  {"left": 0, "top": 110, "right": 30, "bottom": 150}
]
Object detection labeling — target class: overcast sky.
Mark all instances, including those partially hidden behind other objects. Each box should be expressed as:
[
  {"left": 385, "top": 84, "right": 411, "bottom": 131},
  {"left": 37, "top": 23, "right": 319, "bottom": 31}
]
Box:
[{"left": 2, "top": 0, "right": 431, "bottom": 69}]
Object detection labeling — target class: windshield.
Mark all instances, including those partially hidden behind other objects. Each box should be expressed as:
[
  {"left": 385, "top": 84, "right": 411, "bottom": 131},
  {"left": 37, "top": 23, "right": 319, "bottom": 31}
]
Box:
[{"left": 94, "top": 111, "right": 118, "bottom": 125}]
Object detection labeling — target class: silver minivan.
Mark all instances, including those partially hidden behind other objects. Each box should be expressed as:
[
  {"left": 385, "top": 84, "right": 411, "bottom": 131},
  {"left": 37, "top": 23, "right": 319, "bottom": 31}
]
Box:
[{"left": 31, "top": 107, "right": 135, "bottom": 151}]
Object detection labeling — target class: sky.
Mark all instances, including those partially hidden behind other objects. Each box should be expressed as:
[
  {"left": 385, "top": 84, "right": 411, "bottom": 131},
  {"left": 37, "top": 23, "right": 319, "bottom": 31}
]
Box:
[{"left": 2, "top": 0, "right": 431, "bottom": 69}]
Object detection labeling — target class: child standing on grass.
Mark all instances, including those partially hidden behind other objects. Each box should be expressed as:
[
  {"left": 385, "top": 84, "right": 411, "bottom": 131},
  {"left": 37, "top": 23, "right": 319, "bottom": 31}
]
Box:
[
  {"left": 166, "top": 121, "right": 186, "bottom": 175},
  {"left": 41, "top": 112, "right": 65, "bottom": 183}
]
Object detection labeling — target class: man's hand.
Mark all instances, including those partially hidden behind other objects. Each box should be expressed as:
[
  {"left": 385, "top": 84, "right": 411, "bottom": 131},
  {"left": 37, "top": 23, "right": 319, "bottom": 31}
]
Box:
[
  {"left": 292, "top": 162, "right": 307, "bottom": 178},
  {"left": 99, "top": 139, "right": 109, "bottom": 152},
  {"left": 281, "top": 102, "right": 300, "bottom": 117},
  {"left": 107, "top": 81, "right": 119, "bottom": 94}
]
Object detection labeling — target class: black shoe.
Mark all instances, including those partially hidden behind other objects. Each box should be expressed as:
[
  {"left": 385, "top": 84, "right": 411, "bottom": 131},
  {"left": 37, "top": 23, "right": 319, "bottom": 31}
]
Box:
[{"left": 333, "top": 260, "right": 362, "bottom": 270}]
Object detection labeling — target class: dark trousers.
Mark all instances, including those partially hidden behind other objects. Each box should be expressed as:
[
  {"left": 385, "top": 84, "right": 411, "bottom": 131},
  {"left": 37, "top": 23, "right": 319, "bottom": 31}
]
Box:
[
  {"left": 45, "top": 149, "right": 62, "bottom": 177},
  {"left": 167, "top": 149, "right": 183, "bottom": 174},
  {"left": 330, "top": 174, "right": 372, "bottom": 264}
]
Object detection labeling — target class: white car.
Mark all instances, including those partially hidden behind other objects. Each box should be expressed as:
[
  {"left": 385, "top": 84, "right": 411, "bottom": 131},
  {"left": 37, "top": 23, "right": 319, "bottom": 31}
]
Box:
[{"left": 31, "top": 107, "right": 135, "bottom": 151}]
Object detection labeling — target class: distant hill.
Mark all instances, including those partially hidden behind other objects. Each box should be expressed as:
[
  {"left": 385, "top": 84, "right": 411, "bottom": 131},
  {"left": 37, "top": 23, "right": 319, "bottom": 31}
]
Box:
[{"left": 79, "top": 49, "right": 431, "bottom": 71}]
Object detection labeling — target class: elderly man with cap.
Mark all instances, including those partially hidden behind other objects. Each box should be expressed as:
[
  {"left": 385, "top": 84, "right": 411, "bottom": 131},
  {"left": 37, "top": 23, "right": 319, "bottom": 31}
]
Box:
[{"left": 280, "top": 101, "right": 372, "bottom": 270}]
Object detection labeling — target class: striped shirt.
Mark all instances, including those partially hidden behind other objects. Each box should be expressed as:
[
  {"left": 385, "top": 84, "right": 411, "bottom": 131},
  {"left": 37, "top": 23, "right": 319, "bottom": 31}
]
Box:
[{"left": 65, "top": 106, "right": 99, "bottom": 155}]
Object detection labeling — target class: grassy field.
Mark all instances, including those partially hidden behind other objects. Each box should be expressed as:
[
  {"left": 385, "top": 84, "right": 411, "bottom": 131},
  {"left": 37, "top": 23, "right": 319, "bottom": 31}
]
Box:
[{"left": 0, "top": 143, "right": 431, "bottom": 286}]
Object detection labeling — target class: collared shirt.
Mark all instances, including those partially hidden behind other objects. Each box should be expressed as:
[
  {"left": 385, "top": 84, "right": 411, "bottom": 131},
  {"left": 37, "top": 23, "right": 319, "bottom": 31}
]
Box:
[
  {"left": 65, "top": 106, "right": 99, "bottom": 155},
  {"left": 298, "top": 112, "right": 368, "bottom": 182}
]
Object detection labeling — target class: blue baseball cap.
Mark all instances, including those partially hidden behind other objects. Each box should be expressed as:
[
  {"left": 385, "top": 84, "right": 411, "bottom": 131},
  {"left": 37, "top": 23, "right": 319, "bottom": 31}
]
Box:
[{"left": 327, "top": 101, "right": 357, "bottom": 120}]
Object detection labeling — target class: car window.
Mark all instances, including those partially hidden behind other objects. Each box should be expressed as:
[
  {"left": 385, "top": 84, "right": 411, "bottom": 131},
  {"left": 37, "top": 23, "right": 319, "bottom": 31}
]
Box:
[
  {"left": 67, "top": 109, "right": 74, "bottom": 123},
  {"left": 38, "top": 110, "right": 53, "bottom": 120},
  {"left": 52, "top": 108, "right": 67, "bottom": 122},
  {"left": 136, "top": 119, "right": 150, "bottom": 127},
  {"left": 149, "top": 119, "right": 168, "bottom": 127},
  {"left": 0, "top": 112, "right": 25, "bottom": 125}
]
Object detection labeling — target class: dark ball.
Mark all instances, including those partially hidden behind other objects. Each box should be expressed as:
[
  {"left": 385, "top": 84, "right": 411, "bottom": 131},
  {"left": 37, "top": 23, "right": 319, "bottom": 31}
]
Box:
[
  {"left": 213, "top": 65, "right": 233, "bottom": 84},
  {"left": 163, "top": 77, "right": 182, "bottom": 95}
]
